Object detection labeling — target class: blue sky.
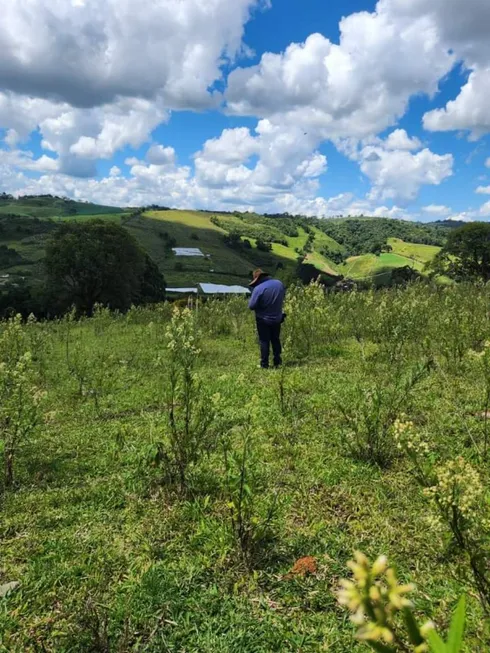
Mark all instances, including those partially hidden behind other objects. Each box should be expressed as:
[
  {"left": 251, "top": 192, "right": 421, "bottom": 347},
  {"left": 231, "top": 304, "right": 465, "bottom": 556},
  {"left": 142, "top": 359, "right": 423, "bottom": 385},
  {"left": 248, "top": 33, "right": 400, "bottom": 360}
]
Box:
[{"left": 1, "top": 0, "right": 490, "bottom": 221}]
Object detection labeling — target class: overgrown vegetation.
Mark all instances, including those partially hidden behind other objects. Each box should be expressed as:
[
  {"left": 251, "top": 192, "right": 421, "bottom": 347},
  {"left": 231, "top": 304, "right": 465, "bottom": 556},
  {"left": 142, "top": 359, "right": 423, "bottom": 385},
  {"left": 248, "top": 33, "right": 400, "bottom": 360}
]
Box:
[{"left": 0, "top": 282, "right": 489, "bottom": 650}]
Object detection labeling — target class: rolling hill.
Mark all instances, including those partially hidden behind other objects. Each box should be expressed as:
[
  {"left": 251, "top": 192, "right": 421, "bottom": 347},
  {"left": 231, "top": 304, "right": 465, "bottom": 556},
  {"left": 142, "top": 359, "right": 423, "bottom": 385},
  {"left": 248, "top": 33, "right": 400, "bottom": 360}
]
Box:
[
  {"left": 126, "top": 210, "right": 337, "bottom": 287},
  {"left": 0, "top": 194, "right": 125, "bottom": 218},
  {"left": 0, "top": 195, "right": 447, "bottom": 290}
]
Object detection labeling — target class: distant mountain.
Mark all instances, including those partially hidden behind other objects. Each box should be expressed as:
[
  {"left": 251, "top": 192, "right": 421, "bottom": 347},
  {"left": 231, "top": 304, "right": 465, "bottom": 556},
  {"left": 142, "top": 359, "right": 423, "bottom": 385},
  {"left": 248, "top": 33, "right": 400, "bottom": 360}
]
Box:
[{"left": 428, "top": 219, "right": 470, "bottom": 229}]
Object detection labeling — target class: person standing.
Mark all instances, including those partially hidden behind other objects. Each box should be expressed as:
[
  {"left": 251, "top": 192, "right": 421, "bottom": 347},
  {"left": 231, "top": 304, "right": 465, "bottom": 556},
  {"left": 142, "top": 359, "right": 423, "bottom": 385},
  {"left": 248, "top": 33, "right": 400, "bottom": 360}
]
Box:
[{"left": 248, "top": 269, "right": 286, "bottom": 369}]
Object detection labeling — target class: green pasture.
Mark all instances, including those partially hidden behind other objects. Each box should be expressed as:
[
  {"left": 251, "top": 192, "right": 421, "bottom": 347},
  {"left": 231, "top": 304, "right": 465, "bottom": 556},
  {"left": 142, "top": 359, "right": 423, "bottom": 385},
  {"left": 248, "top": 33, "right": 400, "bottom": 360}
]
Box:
[{"left": 0, "top": 284, "right": 489, "bottom": 650}]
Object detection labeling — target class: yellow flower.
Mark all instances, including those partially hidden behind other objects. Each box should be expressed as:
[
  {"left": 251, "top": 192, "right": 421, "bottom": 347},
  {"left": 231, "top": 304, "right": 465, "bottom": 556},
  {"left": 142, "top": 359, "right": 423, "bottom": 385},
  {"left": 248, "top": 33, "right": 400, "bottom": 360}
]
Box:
[
  {"left": 371, "top": 555, "right": 388, "bottom": 576},
  {"left": 358, "top": 622, "right": 394, "bottom": 644}
]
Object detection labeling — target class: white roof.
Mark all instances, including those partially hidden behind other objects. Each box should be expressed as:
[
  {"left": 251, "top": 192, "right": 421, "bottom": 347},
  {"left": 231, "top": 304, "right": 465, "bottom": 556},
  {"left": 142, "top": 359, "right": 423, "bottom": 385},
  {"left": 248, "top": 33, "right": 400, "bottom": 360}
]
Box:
[
  {"left": 167, "top": 287, "right": 198, "bottom": 294},
  {"left": 199, "top": 283, "right": 250, "bottom": 295},
  {"left": 172, "top": 247, "right": 204, "bottom": 257}
]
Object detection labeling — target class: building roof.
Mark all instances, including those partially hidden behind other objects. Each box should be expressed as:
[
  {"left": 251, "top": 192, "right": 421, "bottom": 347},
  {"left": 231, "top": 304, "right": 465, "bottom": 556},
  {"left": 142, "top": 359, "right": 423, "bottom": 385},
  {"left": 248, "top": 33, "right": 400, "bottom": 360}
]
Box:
[
  {"left": 166, "top": 287, "right": 198, "bottom": 294},
  {"left": 172, "top": 247, "right": 204, "bottom": 257},
  {"left": 199, "top": 283, "right": 250, "bottom": 295}
]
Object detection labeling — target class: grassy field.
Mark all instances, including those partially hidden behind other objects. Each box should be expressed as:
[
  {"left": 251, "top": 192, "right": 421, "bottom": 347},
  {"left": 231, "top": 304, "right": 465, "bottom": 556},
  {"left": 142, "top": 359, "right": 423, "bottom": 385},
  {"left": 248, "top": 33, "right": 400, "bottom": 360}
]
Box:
[
  {"left": 0, "top": 284, "right": 489, "bottom": 651},
  {"left": 340, "top": 251, "right": 426, "bottom": 281},
  {"left": 389, "top": 238, "right": 441, "bottom": 264},
  {"left": 310, "top": 227, "right": 345, "bottom": 254}
]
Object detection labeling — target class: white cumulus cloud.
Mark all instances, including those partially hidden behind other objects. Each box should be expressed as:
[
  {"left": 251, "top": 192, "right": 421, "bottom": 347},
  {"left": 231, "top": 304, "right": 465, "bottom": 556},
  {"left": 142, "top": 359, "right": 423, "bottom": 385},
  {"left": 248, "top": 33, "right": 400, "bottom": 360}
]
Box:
[
  {"left": 226, "top": 2, "right": 454, "bottom": 139},
  {"left": 422, "top": 204, "right": 452, "bottom": 216},
  {"left": 0, "top": 0, "right": 264, "bottom": 109},
  {"left": 146, "top": 145, "right": 176, "bottom": 166},
  {"left": 193, "top": 121, "right": 327, "bottom": 203},
  {"left": 362, "top": 147, "right": 453, "bottom": 202},
  {"left": 424, "top": 69, "right": 490, "bottom": 139},
  {"left": 384, "top": 129, "right": 422, "bottom": 151},
  {"left": 0, "top": 0, "right": 265, "bottom": 176}
]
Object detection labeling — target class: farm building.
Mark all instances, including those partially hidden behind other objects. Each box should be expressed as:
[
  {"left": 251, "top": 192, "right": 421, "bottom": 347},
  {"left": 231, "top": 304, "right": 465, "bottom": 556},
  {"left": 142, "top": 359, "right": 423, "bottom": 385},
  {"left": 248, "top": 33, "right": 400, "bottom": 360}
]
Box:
[
  {"left": 166, "top": 287, "right": 198, "bottom": 295},
  {"left": 172, "top": 248, "right": 205, "bottom": 257},
  {"left": 166, "top": 284, "right": 250, "bottom": 299},
  {"left": 198, "top": 283, "right": 250, "bottom": 295}
]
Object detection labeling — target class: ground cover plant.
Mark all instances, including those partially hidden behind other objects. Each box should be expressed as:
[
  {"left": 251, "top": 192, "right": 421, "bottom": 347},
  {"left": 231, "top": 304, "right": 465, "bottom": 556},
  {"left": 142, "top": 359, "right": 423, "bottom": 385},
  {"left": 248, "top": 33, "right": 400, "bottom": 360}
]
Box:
[{"left": 0, "top": 282, "right": 490, "bottom": 651}]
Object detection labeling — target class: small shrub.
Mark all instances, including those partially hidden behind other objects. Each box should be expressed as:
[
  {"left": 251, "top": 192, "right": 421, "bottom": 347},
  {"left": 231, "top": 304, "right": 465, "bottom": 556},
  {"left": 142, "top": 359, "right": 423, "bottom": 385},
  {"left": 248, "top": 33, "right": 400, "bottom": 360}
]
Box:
[
  {"left": 0, "top": 316, "right": 45, "bottom": 488},
  {"left": 256, "top": 238, "right": 272, "bottom": 252},
  {"left": 338, "top": 361, "right": 432, "bottom": 467},
  {"left": 157, "top": 307, "right": 216, "bottom": 490},
  {"left": 223, "top": 429, "right": 282, "bottom": 567}
]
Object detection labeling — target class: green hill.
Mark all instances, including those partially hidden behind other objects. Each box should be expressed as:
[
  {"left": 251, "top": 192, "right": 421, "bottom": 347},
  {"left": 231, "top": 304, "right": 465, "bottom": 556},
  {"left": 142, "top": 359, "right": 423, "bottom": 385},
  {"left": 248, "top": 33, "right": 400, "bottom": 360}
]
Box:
[
  {"left": 338, "top": 239, "right": 442, "bottom": 284},
  {"left": 0, "top": 197, "right": 447, "bottom": 289},
  {"left": 126, "top": 210, "right": 340, "bottom": 287},
  {"left": 0, "top": 196, "right": 129, "bottom": 284},
  {"left": 0, "top": 194, "right": 124, "bottom": 218}
]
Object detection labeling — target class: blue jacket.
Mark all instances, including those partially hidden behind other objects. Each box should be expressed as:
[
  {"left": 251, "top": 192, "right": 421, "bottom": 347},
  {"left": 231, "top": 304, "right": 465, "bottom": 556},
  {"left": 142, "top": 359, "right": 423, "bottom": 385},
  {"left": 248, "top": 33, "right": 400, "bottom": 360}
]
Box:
[{"left": 248, "top": 278, "right": 286, "bottom": 324}]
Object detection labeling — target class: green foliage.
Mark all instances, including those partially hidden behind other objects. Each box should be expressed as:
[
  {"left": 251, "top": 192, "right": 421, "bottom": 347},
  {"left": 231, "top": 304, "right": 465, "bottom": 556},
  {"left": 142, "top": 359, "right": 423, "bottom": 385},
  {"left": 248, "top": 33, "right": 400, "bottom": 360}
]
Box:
[
  {"left": 212, "top": 215, "right": 288, "bottom": 245},
  {"left": 223, "top": 429, "right": 282, "bottom": 566},
  {"left": 138, "top": 254, "right": 166, "bottom": 304},
  {"left": 393, "top": 418, "right": 490, "bottom": 613},
  {"left": 318, "top": 218, "right": 447, "bottom": 256},
  {"left": 0, "top": 315, "right": 45, "bottom": 487},
  {"left": 338, "top": 361, "right": 431, "bottom": 467},
  {"left": 431, "top": 223, "right": 490, "bottom": 281},
  {"left": 0, "top": 245, "right": 24, "bottom": 267},
  {"left": 322, "top": 246, "right": 347, "bottom": 265},
  {"left": 157, "top": 307, "right": 217, "bottom": 490},
  {"left": 283, "top": 282, "right": 333, "bottom": 359},
  {"left": 223, "top": 231, "right": 243, "bottom": 249},
  {"left": 427, "top": 596, "right": 466, "bottom": 653},
  {"left": 256, "top": 237, "right": 273, "bottom": 252},
  {"left": 45, "top": 220, "right": 165, "bottom": 314}
]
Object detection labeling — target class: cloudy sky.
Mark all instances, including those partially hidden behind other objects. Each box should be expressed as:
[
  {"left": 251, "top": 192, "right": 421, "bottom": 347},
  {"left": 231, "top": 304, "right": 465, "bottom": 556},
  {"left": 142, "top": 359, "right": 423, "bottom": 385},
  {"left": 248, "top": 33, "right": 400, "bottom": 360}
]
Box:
[{"left": 1, "top": 0, "right": 490, "bottom": 221}]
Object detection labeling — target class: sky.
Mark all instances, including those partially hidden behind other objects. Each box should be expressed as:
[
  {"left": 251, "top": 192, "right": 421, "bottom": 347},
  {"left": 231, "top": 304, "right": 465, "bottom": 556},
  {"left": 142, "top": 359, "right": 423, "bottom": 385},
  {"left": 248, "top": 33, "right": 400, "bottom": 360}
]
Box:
[{"left": 1, "top": 0, "right": 490, "bottom": 222}]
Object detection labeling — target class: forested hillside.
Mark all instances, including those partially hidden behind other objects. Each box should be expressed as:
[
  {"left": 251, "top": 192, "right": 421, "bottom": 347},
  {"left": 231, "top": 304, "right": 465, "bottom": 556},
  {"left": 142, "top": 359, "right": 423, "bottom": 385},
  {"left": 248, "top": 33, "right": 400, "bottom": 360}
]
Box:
[{"left": 315, "top": 217, "right": 448, "bottom": 256}]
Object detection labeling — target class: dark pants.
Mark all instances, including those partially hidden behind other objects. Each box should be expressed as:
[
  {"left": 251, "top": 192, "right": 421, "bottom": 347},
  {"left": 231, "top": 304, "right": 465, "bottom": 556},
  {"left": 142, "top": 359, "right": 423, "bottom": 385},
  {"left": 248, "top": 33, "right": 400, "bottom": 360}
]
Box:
[{"left": 256, "top": 318, "right": 282, "bottom": 368}]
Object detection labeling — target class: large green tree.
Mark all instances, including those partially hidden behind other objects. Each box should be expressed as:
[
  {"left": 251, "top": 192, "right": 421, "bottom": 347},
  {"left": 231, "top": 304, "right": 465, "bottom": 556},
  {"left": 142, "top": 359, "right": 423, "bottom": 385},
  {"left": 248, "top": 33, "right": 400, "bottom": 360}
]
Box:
[
  {"left": 430, "top": 222, "right": 490, "bottom": 281},
  {"left": 45, "top": 221, "right": 165, "bottom": 314}
]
